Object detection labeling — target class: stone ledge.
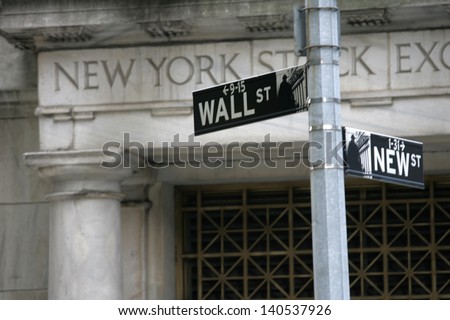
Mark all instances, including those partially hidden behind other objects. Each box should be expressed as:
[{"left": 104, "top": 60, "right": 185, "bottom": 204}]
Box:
[
  {"left": 34, "top": 101, "right": 193, "bottom": 120},
  {"left": 341, "top": 87, "right": 450, "bottom": 106},
  {"left": 24, "top": 149, "right": 120, "bottom": 168},
  {"left": 45, "top": 190, "right": 125, "bottom": 201}
]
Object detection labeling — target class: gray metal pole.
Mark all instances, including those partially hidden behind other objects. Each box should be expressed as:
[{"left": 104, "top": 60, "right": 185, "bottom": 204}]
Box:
[{"left": 305, "top": 0, "right": 350, "bottom": 299}]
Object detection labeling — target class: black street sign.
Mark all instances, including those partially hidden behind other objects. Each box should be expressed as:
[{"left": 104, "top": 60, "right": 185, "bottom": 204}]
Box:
[
  {"left": 343, "top": 127, "right": 424, "bottom": 189},
  {"left": 193, "top": 65, "right": 308, "bottom": 135}
]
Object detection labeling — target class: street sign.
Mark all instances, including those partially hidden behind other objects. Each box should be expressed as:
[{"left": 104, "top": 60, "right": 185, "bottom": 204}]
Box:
[
  {"left": 193, "top": 65, "right": 308, "bottom": 135},
  {"left": 343, "top": 127, "right": 424, "bottom": 189}
]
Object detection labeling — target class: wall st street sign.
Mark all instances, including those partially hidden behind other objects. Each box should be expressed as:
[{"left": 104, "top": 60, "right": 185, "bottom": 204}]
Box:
[
  {"left": 193, "top": 65, "right": 308, "bottom": 135},
  {"left": 343, "top": 127, "right": 424, "bottom": 189}
]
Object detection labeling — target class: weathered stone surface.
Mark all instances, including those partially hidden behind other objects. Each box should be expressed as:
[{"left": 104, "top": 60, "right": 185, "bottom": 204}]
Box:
[
  {"left": 147, "top": 182, "right": 175, "bottom": 299},
  {"left": 122, "top": 205, "right": 147, "bottom": 300},
  {"left": 0, "top": 36, "right": 37, "bottom": 89},
  {"left": 0, "top": 289, "right": 48, "bottom": 300},
  {"left": 0, "top": 204, "right": 49, "bottom": 293},
  {"left": 0, "top": 118, "right": 51, "bottom": 203}
]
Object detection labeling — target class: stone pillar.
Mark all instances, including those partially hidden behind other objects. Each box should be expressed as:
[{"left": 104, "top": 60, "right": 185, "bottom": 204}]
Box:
[
  {"left": 24, "top": 150, "right": 133, "bottom": 299},
  {"left": 147, "top": 182, "right": 176, "bottom": 299}
]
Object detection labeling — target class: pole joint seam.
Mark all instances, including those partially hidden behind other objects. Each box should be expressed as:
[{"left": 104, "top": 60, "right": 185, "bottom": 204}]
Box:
[
  {"left": 309, "top": 124, "right": 341, "bottom": 132},
  {"left": 309, "top": 97, "right": 341, "bottom": 104},
  {"left": 308, "top": 59, "right": 339, "bottom": 66},
  {"left": 305, "top": 44, "right": 340, "bottom": 51},
  {"left": 310, "top": 163, "right": 343, "bottom": 171}
]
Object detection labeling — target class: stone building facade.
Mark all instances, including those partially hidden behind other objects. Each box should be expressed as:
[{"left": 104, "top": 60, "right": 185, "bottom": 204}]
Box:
[{"left": 0, "top": 0, "right": 449, "bottom": 299}]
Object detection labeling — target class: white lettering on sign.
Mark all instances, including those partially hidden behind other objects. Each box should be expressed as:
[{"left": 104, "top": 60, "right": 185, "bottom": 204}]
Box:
[
  {"left": 230, "top": 94, "right": 242, "bottom": 119},
  {"left": 411, "top": 154, "right": 422, "bottom": 168},
  {"left": 198, "top": 100, "right": 214, "bottom": 126},
  {"left": 396, "top": 151, "right": 410, "bottom": 176},
  {"left": 242, "top": 92, "right": 255, "bottom": 116},
  {"left": 256, "top": 86, "right": 271, "bottom": 103},
  {"left": 197, "top": 91, "right": 256, "bottom": 126},
  {"left": 373, "top": 146, "right": 422, "bottom": 178},
  {"left": 215, "top": 98, "right": 229, "bottom": 123},
  {"left": 386, "top": 148, "right": 396, "bottom": 175}
]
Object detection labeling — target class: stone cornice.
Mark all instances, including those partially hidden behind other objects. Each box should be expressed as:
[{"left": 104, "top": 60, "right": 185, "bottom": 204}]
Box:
[
  {"left": 41, "top": 26, "right": 95, "bottom": 42},
  {"left": 0, "top": 29, "right": 35, "bottom": 50},
  {"left": 138, "top": 20, "right": 192, "bottom": 39},
  {"left": 1, "top": 1, "right": 450, "bottom": 51},
  {"left": 0, "top": 25, "right": 99, "bottom": 51},
  {"left": 237, "top": 14, "right": 291, "bottom": 32},
  {"left": 342, "top": 9, "right": 390, "bottom": 28}
]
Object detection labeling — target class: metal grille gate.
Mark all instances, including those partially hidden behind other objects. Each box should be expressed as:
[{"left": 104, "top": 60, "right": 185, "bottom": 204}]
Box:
[{"left": 176, "top": 179, "right": 450, "bottom": 299}]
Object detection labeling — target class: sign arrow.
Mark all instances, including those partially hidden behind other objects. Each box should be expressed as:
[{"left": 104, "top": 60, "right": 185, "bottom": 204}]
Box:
[{"left": 222, "top": 85, "right": 229, "bottom": 96}]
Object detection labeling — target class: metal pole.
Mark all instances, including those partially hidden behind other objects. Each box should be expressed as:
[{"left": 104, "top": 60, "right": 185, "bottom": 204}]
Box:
[{"left": 305, "top": 0, "right": 350, "bottom": 299}]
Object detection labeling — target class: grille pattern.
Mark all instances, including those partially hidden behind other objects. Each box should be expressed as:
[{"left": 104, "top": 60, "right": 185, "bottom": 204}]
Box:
[{"left": 177, "top": 180, "right": 450, "bottom": 299}]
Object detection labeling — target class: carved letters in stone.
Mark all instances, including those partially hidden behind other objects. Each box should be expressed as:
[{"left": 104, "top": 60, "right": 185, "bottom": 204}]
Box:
[{"left": 38, "top": 29, "right": 450, "bottom": 108}]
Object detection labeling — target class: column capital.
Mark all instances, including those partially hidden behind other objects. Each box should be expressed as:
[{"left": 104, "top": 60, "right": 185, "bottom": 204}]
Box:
[
  {"left": 24, "top": 149, "right": 128, "bottom": 166},
  {"left": 24, "top": 149, "right": 138, "bottom": 198}
]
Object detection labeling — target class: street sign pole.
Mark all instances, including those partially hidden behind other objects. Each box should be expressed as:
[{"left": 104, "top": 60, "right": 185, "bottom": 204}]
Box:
[{"left": 304, "top": 0, "right": 350, "bottom": 299}]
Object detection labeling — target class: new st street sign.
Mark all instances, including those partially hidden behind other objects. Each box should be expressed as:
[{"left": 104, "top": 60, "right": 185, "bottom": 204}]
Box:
[
  {"left": 343, "top": 127, "right": 424, "bottom": 189},
  {"left": 193, "top": 65, "right": 308, "bottom": 135}
]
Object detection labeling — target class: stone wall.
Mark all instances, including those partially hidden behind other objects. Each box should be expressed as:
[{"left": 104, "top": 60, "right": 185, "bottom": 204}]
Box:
[{"left": 0, "top": 36, "right": 49, "bottom": 299}]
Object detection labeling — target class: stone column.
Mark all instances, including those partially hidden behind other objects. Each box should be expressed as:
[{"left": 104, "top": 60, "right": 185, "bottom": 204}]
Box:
[
  {"left": 147, "top": 182, "right": 176, "bottom": 299},
  {"left": 24, "top": 150, "right": 133, "bottom": 299}
]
